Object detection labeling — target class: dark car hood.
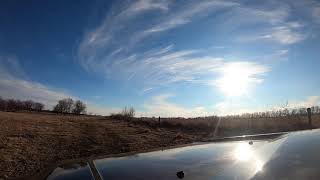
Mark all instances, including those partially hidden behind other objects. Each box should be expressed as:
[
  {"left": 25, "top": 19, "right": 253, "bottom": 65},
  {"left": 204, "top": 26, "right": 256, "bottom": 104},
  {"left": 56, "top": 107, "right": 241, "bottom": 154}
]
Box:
[{"left": 46, "top": 129, "right": 320, "bottom": 180}]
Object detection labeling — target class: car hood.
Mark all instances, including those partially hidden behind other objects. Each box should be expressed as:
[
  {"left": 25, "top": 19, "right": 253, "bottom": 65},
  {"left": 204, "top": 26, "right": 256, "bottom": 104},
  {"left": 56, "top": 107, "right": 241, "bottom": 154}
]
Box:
[{"left": 45, "top": 129, "right": 320, "bottom": 180}]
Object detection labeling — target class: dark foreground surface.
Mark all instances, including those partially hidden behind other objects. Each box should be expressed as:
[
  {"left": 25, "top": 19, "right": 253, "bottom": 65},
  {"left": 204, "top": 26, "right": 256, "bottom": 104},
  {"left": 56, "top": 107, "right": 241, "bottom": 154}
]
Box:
[{"left": 46, "top": 129, "right": 320, "bottom": 180}]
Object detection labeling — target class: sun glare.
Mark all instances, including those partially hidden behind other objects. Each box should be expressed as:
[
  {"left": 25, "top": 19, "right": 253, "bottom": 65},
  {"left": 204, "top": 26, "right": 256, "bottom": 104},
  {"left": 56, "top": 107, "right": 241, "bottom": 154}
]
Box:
[
  {"left": 217, "top": 64, "right": 251, "bottom": 97},
  {"left": 234, "top": 143, "right": 253, "bottom": 161},
  {"left": 233, "top": 142, "right": 264, "bottom": 173}
]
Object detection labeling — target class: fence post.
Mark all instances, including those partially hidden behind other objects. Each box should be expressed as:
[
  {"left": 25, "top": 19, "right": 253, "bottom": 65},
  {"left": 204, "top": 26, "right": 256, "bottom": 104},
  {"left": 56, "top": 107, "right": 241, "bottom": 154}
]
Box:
[
  {"left": 158, "top": 116, "right": 161, "bottom": 127},
  {"left": 307, "top": 108, "right": 312, "bottom": 128}
]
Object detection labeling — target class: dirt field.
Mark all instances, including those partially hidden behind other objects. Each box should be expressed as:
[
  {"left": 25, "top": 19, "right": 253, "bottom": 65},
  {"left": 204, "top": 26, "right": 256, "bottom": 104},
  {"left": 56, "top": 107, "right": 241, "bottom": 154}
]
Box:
[
  {"left": 0, "top": 112, "right": 208, "bottom": 179},
  {"left": 0, "top": 111, "right": 319, "bottom": 179}
]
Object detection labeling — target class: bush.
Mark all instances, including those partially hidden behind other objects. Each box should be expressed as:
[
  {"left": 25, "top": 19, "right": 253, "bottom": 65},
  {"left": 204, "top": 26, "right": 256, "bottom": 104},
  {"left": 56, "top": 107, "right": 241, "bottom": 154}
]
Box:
[
  {"left": 122, "top": 106, "right": 135, "bottom": 118},
  {"left": 111, "top": 107, "right": 135, "bottom": 121}
]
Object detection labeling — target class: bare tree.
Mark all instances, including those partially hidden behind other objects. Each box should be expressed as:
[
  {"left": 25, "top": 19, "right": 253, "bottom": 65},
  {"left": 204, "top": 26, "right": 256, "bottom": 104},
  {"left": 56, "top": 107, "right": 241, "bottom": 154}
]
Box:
[
  {"left": 33, "top": 102, "right": 44, "bottom": 111},
  {"left": 23, "top": 100, "right": 34, "bottom": 111},
  {"left": 0, "top": 97, "right": 7, "bottom": 111},
  {"left": 6, "top": 99, "right": 18, "bottom": 111},
  {"left": 111, "top": 106, "right": 135, "bottom": 120},
  {"left": 53, "top": 98, "right": 74, "bottom": 113},
  {"left": 72, "top": 100, "right": 86, "bottom": 114},
  {"left": 121, "top": 106, "right": 135, "bottom": 118},
  {"left": 0, "top": 97, "right": 46, "bottom": 112}
]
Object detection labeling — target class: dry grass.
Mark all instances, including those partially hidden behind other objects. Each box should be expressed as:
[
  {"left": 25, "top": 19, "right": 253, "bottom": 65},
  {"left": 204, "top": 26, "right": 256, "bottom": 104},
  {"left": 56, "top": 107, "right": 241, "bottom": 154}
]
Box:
[
  {"left": 0, "top": 111, "right": 319, "bottom": 178},
  {"left": 0, "top": 112, "right": 205, "bottom": 179},
  {"left": 135, "top": 115, "right": 320, "bottom": 136}
]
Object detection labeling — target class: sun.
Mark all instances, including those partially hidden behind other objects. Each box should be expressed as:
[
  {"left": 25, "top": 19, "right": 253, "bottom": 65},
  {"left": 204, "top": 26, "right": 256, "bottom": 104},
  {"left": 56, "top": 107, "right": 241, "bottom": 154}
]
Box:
[{"left": 216, "top": 63, "right": 251, "bottom": 97}]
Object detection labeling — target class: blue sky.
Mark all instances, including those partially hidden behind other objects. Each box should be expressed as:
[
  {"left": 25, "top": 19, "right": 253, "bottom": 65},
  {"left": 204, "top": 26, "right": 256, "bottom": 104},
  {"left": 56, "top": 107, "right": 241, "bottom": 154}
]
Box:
[{"left": 0, "top": 0, "right": 320, "bottom": 117}]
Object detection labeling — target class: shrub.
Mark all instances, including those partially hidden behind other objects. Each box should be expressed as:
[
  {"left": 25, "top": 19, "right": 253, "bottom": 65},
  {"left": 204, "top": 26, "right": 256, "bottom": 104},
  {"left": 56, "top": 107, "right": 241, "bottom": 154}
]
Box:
[{"left": 111, "top": 107, "right": 135, "bottom": 121}]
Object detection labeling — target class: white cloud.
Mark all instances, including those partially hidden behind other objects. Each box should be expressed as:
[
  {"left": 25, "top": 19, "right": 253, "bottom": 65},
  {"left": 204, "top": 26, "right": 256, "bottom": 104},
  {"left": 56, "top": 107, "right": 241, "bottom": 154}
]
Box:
[
  {"left": 77, "top": 0, "right": 309, "bottom": 88},
  {"left": 138, "top": 94, "right": 212, "bottom": 117},
  {"left": 78, "top": 0, "right": 240, "bottom": 75},
  {"left": 218, "top": 1, "right": 307, "bottom": 45},
  {"left": 125, "top": 0, "right": 170, "bottom": 13},
  {"left": 215, "top": 96, "right": 320, "bottom": 116},
  {"left": 0, "top": 56, "right": 73, "bottom": 108},
  {"left": 231, "top": 4, "right": 290, "bottom": 25},
  {"left": 288, "top": 96, "right": 320, "bottom": 108},
  {"left": 260, "top": 26, "right": 305, "bottom": 44},
  {"left": 0, "top": 78, "right": 71, "bottom": 108},
  {"left": 215, "top": 101, "right": 257, "bottom": 116},
  {"left": 80, "top": 41, "right": 271, "bottom": 93},
  {"left": 140, "top": 93, "right": 319, "bottom": 117},
  {"left": 0, "top": 56, "right": 120, "bottom": 115},
  {"left": 277, "top": 49, "right": 289, "bottom": 56},
  {"left": 143, "top": 0, "right": 239, "bottom": 34},
  {"left": 86, "top": 103, "right": 120, "bottom": 116},
  {"left": 236, "top": 24, "right": 305, "bottom": 45},
  {"left": 0, "top": 56, "right": 27, "bottom": 79},
  {"left": 78, "top": 0, "right": 171, "bottom": 61},
  {"left": 0, "top": 77, "right": 121, "bottom": 115}
]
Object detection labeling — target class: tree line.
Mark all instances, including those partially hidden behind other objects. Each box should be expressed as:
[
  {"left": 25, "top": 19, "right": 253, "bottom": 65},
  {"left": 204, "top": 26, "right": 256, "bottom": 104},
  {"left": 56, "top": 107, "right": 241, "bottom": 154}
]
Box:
[
  {"left": 220, "top": 106, "right": 320, "bottom": 119},
  {"left": 0, "top": 97, "right": 86, "bottom": 115},
  {"left": 0, "top": 97, "right": 44, "bottom": 112}
]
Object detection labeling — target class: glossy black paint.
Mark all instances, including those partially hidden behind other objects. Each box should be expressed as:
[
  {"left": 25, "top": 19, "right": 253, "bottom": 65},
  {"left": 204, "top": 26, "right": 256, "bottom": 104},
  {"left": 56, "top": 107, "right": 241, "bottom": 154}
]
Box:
[{"left": 46, "top": 129, "right": 320, "bottom": 180}]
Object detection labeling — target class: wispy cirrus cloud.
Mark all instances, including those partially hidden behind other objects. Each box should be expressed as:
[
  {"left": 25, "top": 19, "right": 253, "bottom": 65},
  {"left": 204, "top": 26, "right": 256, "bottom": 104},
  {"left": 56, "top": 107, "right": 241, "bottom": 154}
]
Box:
[
  {"left": 0, "top": 56, "right": 27, "bottom": 79},
  {"left": 76, "top": 0, "right": 320, "bottom": 105},
  {"left": 142, "top": 0, "right": 239, "bottom": 34},
  {"left": 78, "top": 0, "right": 310, "bottom": 88},
  {"left": 79, "top": 0, "right": 171, "bottom": 62},
  {"left": 125, "top": 0, "right": 170, "bottom": 13},
  {"left": 238, "top": 22, "right": 306, "bottom": 45},
  {"left": 78, "top": 0, "right": 239, "bottom": 66},
  {"left": 217, "top": 1, "right": 307, "bottom": 45},
  {"left": 80, "top": 42, "right": 270, "bottom": 92}
]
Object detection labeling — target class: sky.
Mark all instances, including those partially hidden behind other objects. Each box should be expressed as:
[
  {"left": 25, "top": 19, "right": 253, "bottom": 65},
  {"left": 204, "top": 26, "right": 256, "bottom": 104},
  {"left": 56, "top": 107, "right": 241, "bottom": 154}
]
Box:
[{"left": 0, "top": 0, "right": 320, "bottom": 117}]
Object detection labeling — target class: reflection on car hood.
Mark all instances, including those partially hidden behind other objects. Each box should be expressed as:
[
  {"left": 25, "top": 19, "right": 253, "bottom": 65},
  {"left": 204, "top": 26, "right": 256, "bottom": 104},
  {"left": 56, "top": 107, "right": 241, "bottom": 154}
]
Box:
[{"left": 46, "top": 129, "right": 320, "bottom": 180}]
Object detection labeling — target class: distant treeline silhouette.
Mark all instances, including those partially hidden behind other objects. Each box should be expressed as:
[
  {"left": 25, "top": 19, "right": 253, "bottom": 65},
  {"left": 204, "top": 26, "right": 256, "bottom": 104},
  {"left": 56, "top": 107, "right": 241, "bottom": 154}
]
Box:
[
  {"left": 0, "top": 97, "right": 86, "bottom": 115},
  {"left": 219, "top": 106, "right": 320, "bottom": 119},
  {"left": 0, "top": 97, "right": 44, "bottom": 112}
]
